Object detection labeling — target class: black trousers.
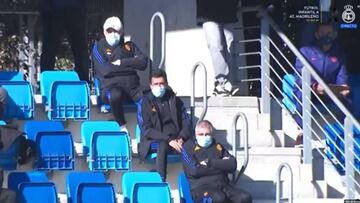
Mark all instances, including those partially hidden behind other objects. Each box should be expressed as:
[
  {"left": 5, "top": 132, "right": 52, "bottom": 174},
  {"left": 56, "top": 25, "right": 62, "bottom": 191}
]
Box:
[
  {"left": 191, "top": 184, "right": 252, "bottom": 203},
  {"left": 40, "top": 8, "right": 89, "bottom": 82},
  {"left": 103, "top": 85, "right": 143, "bottom": 126}
]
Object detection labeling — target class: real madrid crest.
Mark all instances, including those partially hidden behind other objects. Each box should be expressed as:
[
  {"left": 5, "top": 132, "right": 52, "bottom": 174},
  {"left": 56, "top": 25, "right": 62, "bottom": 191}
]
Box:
[
  {"left": 342, "top": 5, "right": 356, "bottom": 24},
  {"left": 105, "top": 48, "right": 112, "bottom": 56}
]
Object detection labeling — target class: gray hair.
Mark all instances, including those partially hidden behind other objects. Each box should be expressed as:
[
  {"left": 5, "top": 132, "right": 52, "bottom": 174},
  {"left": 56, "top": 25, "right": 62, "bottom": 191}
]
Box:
[{"left": 195, "top": 120, "right": 214, "bottom": 133}]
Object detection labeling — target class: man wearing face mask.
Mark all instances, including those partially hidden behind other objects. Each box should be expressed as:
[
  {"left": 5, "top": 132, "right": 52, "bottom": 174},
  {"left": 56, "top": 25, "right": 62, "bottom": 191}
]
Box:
[
  {"left": 92, "top": 16, "right": 148, "bottom": 130},
  {"left": 139, "top": 69, "right": 192, "bottom": 181},
  {"left": 182, "top": 120, "right": 252, "bottom": 203},
  {"left": 294, "top": 21, "right": 350, "bottom": 146}
]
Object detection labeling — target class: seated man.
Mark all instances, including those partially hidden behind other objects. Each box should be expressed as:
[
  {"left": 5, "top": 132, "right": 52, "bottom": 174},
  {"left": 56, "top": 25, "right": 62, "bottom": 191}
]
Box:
[
  {"left": 92, "top": 16, "right": 147, "bottom": 130},
  {"left": 182, "top": 120, "right": 252, "bottom": 203},
  {"left": 294, "top": 21, "right": 350, "bottom": 146},
  {"left": 139, "top": 69, "right": 192, "bottom": 181},
  {"left": 0, "top": 169, "right": 16, "bottom": 203}
]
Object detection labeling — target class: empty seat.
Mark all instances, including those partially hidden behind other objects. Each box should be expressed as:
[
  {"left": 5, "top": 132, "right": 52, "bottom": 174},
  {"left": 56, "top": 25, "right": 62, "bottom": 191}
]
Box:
[
  {"left": 178, "top": 172, "right": 194, "bottom": 203},
  {"left": 90, "top": 131, "right": 131, "bottom": 171},
  {"left": 132, "top": 182, "right": 171, "bottom": 203},
  {"left": 19, "top": 182, "right": 57, "bottom": 203},
  {"left": 77, "top": 183, "right": 116, "bottom": 203},
  {"left": 0, "top": 71, "right": 24, "bottom": 81},
  {"left": 8, "top": 171, "right": 48, "bottom": 192},
  {"left": 24, "top": 121, "right": 64, "bottom": 141},
  {"left": 66, "top": 172, "right": 106, "bottom": 203},
  {"left": 81, "top": 121, "right": 120, "bottom": 157},
  {"left": 35, "top": 131, "right": 74, "bottom": 170},
  {"left": 122, "top": 171, "right": 163, "bottom": 203},
  {"left": 0, "top": 81, "right": 34, "bottom": 119}
]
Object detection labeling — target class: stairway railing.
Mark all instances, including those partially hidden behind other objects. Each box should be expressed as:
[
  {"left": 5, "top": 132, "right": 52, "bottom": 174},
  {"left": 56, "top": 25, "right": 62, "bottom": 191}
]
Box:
[
  {"left": 149, "top": 12, "right": 166, "bottom": 70},
  {"left": 276, "top": 162, "right": 293, "bottom": 203},
  {"left": 190, "top": 62, "right": 208, "bottom": 126}
]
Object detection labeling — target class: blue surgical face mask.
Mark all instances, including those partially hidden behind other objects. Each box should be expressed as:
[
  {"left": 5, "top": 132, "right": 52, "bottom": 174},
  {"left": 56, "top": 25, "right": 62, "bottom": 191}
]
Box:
[
  {"left": 105, "top": 32, "right": 121, "bottom": 47},
  {"left": 196, "top": 135, "right": 213, "bottom": 148},
  {"left": 151, "top": 86, "right": 166, "bottom": 98}
]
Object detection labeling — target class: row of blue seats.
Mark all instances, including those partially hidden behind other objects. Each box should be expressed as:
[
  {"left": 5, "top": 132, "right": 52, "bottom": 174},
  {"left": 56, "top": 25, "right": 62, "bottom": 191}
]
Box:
[
  {"left": 0, "top": 71, "right": 89, "bottom": 120},
  {"left": 8, "top": 171, "right": 173, "bottom": 203},
  {"left": 0, "top": 121, "right": 131, "bottom": 171}
]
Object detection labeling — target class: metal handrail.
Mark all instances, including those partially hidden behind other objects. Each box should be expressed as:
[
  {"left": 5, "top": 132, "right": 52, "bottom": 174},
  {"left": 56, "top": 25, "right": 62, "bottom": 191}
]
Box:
[
  {"left": 231, "top": 112, "right": 249, "bottom": 183},
  {"left": 150, "top": 12, "right": 166, "bottom": 70},
  {"left": 190, "top": 62, "right": 208, "bottom": 125},
  {"left": 276, "top": 163, "right": 293, "bottom": 203}
]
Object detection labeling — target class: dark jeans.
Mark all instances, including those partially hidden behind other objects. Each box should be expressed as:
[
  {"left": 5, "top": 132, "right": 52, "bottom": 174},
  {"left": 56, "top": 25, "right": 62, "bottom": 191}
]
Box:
[
  {"left": 152, "top": 140, "right": 178, "bottom": 181},
  {"left": 191, "top": 184, "right": 252, "bottom": 203}
]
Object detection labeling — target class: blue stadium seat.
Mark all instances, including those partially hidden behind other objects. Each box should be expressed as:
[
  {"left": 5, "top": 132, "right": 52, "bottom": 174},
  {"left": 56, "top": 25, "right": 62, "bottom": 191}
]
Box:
[
  {"left": 8, "top": 171, "right": 48, "bottom": 192},
  {"left": 178, "top": 172, "right": 194, "bottom": 203},
  {"left": 81, "top": 121, "right": 120, "bottom": 157},
  {"left": 66, "top": 172, "right": 106, "bottom": 203},
  {"left": 35, "top": 131, "right": 74, "bottom": 170},
  {"left": 0, "top": 81, "right": 34, "bottom": 119},
  {"left": 0, "top": 71, "right": 24, "bottom": 81},
  {"left": 94, "top": 78, "right": 111, "bottom": 113},
  {"left": 0, "top": 153, "right": 17, "bottom": 170},
  {"left": 19, "top": 182, "right": 57, "bottom": 203},
  {"left": 282, "top": 74, "right": 296, "bottom": 114},
  {"left": 135, "top": 124, "right": 181, "bottom": 163},
  {"left": 0, "top": 120, "right": 6, "bottom": 125},
  {"left": 49, "top": 80, "right": 90, "bottom": 120},
  {"left": 90, "top": 131, "right": 131, "bottom": 171},
  {"left": 24, "top": 121, "right": 64, "bottom": 141},
  {"left": 40, "top": 71, "right": 79, "bottom": 105},
  {"left": 132, "top": 182, "right": 171, "bottom": 203},
  {"left": 122, "top": 171, "right": 163, "bottom": 203},
  {"left": 76, "top": 183, "right": 116, "bottom": 203}
]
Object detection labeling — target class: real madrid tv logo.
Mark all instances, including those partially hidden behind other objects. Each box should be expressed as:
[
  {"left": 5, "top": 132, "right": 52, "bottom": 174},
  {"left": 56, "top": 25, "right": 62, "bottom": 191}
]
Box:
[{"left": 342, "top": 5, "right": 356, "bottom": 24}]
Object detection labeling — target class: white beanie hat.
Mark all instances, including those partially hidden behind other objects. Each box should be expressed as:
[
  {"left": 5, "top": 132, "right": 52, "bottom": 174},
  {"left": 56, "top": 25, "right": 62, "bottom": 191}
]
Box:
[{"left": 103, "top": 16, "right": 123, "bottom": 33}]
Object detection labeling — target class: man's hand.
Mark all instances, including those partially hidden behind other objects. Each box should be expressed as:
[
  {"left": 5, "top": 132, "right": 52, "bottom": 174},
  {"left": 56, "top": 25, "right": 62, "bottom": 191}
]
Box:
[
  {"left": 329, "top": 84, "right": 350, "bottom": 97},
  {"left": 169, "top": 139, "right": 182, "bottom": 152},
  {"left": 313, "top": 83, "right": 325, "bottom": 95},
  {"left": 111, "top": 59, "right": 121, "bottom": 66},
  {"left": 177, "top": 138, "right": 184, "bottom": 146}
]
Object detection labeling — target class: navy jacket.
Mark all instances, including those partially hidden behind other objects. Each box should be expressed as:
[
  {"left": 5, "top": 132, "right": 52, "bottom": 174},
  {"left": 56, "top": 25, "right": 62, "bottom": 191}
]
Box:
[
  {"left": 138, "top": 88, "right": 192, "bottom": 159},
  {"left": 182, "top": 137, "right": 237, "bottom": 190}
]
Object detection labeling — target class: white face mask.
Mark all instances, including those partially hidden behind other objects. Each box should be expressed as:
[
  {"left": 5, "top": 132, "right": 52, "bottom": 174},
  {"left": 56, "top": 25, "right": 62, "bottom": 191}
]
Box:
[
  {"left": 105, "top": 32, "right": 121, "bottom": 46},
  {"left": 196, "top": 135, "right": 213, "bottom": 148},
  {"left": 151, "top": 86, "right": 166, "bottom": 98}
]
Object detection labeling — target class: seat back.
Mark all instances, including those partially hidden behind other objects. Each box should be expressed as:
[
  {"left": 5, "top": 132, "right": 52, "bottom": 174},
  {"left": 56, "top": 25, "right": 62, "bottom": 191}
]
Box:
[
  {"left": 282, "top": 74, "right": 297, "bottom": 114},
  {"left": 35, "top": 131, "right": 74, "bottom": 170},
  {"left": 49, "top": 81, "right": 90, "bottom": 120},
  {"left": 0, "top": 81, "right": 34, "bottom": 119},
  {"left": 0, "top": 71, "right": 24, "bottom": 81},
  {"left": 81, "top": 121, "right": 120, "bottom": 157},
  {"left": 24, "top": 121, "right": 64, "bottom": 141},
  {"left": 132, "top": 182, "right": 171, "bottom": 203},
  {"left": 122, "top": 172, "right": 162, "bottom": 203},
  {"left": 178, "top": 172, "right": 194, "bottom": 203},
  {"left": 76, "top": 183, "right": 116, "bottom": 203},
  {"left": 0, "top": 153, "right": 17, "bottom": 170},
  {"left": 19, "top": 182, "right": 57, "bottom": 203},
  {"left": 90, "top": 131, "right": 131, "bottom": 171},
  {"left": 40, "top": 71, "right": 80, "bottom": 104},
  {"left": 8, "top": 171, "right": 48, "bottom": 192},
  {"left": 66, "top": 172, "right": 106, "bottom": 203}
]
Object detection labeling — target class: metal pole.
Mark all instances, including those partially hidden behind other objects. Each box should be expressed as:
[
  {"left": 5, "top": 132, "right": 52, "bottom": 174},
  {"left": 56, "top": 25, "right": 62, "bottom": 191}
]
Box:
[
  {"left": 276, "top": 163, "right": 293, "bottom": 203},
  {"left": 344, "top": 116, "right": 355, "bottom": 198},
  {"left": 190, "top": 62, "right": 208, "bottom": 126},
  {"left": 260, "top": 16, "right": 270, "bottom": 114},
  {"left": 150, "top": 12, "right": 166, "bottom": 70},
  {"left": 231, "top": 112, "right": 249, "bottom": 182},
  {"left": 302, "top": 68, "right": 312, "bottom": 164}
]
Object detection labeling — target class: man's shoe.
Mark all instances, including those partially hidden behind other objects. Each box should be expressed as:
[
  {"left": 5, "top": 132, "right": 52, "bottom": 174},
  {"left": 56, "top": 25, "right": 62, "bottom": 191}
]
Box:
[
  {"left": 213, "top": 85, "right": 230, "bottom": 97},
  {"left": 294, "top": 133, "right": 303, "bottom": 148},
  {"left": 223, "top": 81, "right": 240, "bottom": 96}
]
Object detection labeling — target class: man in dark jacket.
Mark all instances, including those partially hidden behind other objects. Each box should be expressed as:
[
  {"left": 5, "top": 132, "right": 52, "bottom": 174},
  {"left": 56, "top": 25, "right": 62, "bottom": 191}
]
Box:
[
  {"left": 139, "top": 69, "right": 192, "bottom": 181},
  {"left": 182, "top": 120, "right": 252, "bottom": 203},
  {"left": 92, "top": 16, "right": 148, "bottom": 129},
  {"left": 197, "top": 0, "right": 240, "bottom": 96}
]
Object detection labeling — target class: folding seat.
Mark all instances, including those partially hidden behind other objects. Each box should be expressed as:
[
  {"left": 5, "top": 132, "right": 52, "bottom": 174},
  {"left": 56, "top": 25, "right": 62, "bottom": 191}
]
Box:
[
  {"left": 35, "top": 131, "right": 74, "bottom": 170},
  {"left": 0, "top": 71, "right": 24, "bottom": 81},
  {"left": 178, "top": 172, "right": 194, "bottom": 203},
  {"left": 131, "top": 182, "right": 171, "bottom": 203},
  {"left": 0, "top": 80, "right": 34, "bottom": 119},
  {"left": 40, "top": 71, "right": 90, "bottom": 120},
  {"left": 135, "top": 124, "right": 181, "bottom": 163},
  {"left": 122, "top": 171, "right": 164, "bottom": 203},
  {"left": 66, "top": 172, "right": 106, "bottom": 203},
  {"left": 90, "top": 131, "right": 131, "bottom": 171},
  {"left": 76, "top": 183, "right": 116, "bottom": 203},
  {"left": 80, "top": 121, "right": 120, "bottom": 157},
  {"left": 8, "top": 171, "right": 48, "bottom": 192},
  {"left": 24, "top": 120, "right": 64, "bottom": 141},
  {"left": 19, "top": 182, "right": 57, "bottom": 203}
]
